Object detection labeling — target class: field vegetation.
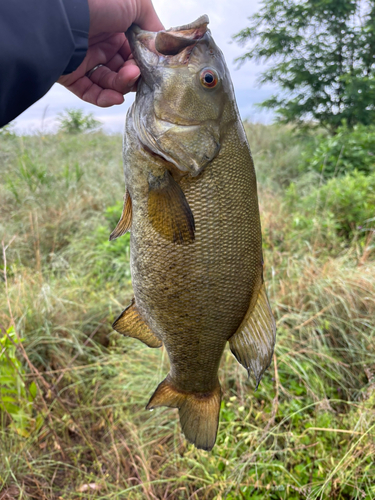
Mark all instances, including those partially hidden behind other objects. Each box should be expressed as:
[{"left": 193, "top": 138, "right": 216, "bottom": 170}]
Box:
[{"left": 0, "top": 120, "right": 374, "bottom": 499}]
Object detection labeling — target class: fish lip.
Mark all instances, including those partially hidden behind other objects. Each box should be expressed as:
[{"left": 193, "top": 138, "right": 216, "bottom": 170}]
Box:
[
  {"left": 164, "top": 15, "right": 209, "bottom": 34},
  {"left": 126, "top": 15, "right": 210, "bottom": 61},
  {"left": 126, "top": 25, "right": 158, "bottom": 56},
  {"left": 127, "top": 14, "right": 210, "bottom": 39},
  {"left": 126, "top": 25, "right": 160, "bottom": 73}
]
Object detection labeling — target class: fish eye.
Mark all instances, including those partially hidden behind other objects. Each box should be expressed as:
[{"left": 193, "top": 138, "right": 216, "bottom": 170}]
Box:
[{"left": 200, "top": 68, "right": 218, "bottom": 89}]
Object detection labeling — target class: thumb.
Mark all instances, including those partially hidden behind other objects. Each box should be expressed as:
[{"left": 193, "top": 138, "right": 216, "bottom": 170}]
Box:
[{"left": 134, "top": 0, "right": 164, "bottom": 31}]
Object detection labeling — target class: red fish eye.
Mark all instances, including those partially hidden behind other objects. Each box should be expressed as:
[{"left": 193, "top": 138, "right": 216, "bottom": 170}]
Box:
[{"left": 200, "top": 69, "right": 218, "bottom": 88}]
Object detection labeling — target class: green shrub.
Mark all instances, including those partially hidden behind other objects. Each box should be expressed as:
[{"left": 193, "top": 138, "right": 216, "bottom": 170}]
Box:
[
  {"left": 57, "top": 109, "right": 101, "bottom": 134},
  {"left": 302, "top": 124, "right": 375, "bottom": 179},
  {"left": 286, "top": 171, "right": 375, "bottom": 243}
]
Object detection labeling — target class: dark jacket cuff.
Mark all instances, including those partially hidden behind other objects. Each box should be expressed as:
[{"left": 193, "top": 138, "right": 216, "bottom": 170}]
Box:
[{"left": 62, "top": 0, "right": 90, "bottom": 74}]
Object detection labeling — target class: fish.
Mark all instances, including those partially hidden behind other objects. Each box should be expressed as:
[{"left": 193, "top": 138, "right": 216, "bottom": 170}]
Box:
[{"left": 110, "top": 15, "right": 276, "bottom": 451}]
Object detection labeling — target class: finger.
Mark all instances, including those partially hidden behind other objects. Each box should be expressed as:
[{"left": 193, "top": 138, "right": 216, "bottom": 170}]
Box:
[
  {"left": 96, "top": 89, "right": 125, "bottom": 107},
  {"left": 89, "top": 61, "right": 140, "bottom": 94},
  {"left": 59, "top": 34, "right": 126, "bottom": 88},
  {"left": 105, "top": 39, "right": 133, "bottom": 71},
  {"left": 105, "top": 53, "right": 125, "bottom": 72},
  {"left": 61, "top": 75, "right": 122, "bottom": 106},
  {"left": 117, "top": 60, "right": 141, "bottom": 89},
  {"left": 83, "top": 81, "right": 125, "bottom": 107}
]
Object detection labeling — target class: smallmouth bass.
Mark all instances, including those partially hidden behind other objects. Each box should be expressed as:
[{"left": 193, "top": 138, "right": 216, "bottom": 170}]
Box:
[{"left": 111, "top": 15, "right": 276, "bottom": 451}]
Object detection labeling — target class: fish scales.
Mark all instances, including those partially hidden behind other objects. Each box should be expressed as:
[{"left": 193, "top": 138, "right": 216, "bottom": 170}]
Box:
[
  {"left": 111, "top": 15, "right": 276, "bottom": 450},
  {"left": 132, "top": 124, "right": 260, "bottom": 390}
]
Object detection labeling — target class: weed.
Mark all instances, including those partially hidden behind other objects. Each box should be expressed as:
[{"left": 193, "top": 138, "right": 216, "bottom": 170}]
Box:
[{"left": 0, "top": 327, "right": 38, "bottom": 436}]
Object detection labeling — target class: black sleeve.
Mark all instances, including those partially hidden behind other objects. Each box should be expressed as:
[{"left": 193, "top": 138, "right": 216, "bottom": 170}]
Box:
[{"left": 0, "top": 0, "right": 89, "bottom": 127}]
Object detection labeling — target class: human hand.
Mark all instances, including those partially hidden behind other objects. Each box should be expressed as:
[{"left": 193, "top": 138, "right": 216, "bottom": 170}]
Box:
[{"left": 58, "top": 0, "right": 163, "bottom": 107}]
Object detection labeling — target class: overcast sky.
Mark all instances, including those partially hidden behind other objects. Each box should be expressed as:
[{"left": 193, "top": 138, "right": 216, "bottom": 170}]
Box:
[{"left": 10, "top": 0, "right": 277, "bottom": 134}]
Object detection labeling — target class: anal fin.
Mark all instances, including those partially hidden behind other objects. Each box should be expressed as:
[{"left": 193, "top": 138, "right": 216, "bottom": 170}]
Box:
[
  {"left": 112, "top": 299, "right": 162, "bottom": 348},
  {"left": 148, "top": 170, "right": 195, "bottom": 245},
  {"left": 146, "top": 375, "right": 221, "bottom": 451},
  {"left": 229, "top": 283, "right": 276, "bottom": 389},
  {"left": 110, "top": 188, "right": 132, "bottom": 241}
]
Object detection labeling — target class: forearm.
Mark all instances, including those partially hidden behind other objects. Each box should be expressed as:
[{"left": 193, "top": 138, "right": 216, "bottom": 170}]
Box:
[{"left": 0, "top": 0, "right": 89, "bottom": 127}]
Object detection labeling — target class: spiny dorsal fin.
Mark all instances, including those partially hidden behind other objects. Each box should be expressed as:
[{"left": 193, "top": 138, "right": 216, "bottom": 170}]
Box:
[
  {"left": 112, "top": 298, "right": 162, "bottom": 348},
  {"left": 109, "top": 189, "right": 132, "bottom": 241},
  {"left": 148, "top": 170, "right": 195, "bottom": 245},
  {"left": 146, "top": 375, "right": 221, "bottom": 451},
  {"left": 229, "top": 283, "right": 276, "bottom": 389}
]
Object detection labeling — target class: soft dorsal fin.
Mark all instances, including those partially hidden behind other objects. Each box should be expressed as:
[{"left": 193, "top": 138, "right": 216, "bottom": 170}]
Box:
[
  {"left": 112, "top": 299, "right": 162, "bottom": 348},
  {"left": 229, "top": 283, "right": 276, "bottom": 389},
  {"left": 148, "top": 170, "right": 195, "bottom": 245},
  {"left": 109, "top": 189, "right": 132, "bottom": 241}
]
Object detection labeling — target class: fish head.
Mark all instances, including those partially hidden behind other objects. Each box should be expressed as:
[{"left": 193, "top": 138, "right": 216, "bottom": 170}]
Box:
[{"left": 127, "top": 16, "right": 235, "bottom": 176}]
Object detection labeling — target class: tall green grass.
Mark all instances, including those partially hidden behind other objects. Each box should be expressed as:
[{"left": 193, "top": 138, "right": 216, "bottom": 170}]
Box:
[{"left": 0, "top": 125, "right": 374, "bottom": 499}]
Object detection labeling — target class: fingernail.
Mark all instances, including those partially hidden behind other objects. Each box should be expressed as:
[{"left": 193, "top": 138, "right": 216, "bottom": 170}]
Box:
[{"left": 127, "top": 74, "right": 140, "bottom": 88}]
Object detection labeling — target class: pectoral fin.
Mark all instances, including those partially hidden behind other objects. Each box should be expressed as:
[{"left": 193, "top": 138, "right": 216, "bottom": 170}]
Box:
[
  {"left": 148, "top": 170, "right": 195, "bottom": 244},
  {"left": 109, "top": 189, "right": 132, "bottom": 241},
  {"left": 229, "top": 283, "right": 276, "bottom": 389},
  {"left": 112, "top": 299, "right": 162, "bottom": 348}
]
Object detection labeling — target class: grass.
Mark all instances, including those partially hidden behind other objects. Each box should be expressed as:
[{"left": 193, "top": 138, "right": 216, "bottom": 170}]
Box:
[{"left": 0, "top": 124, "right": 374, "bottom": 499}]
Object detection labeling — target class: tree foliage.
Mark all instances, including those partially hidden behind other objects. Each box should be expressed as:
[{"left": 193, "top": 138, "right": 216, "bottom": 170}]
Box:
[{"left": 234, "top": 0, "right": 375, "bottom": 132}]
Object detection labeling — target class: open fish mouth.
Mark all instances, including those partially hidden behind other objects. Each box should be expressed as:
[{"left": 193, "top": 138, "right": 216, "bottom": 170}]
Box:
[{"left": 127, "top": 15, "right": 210, "bottom": 66}]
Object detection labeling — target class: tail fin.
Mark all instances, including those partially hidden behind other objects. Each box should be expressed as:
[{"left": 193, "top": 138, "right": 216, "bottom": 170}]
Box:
[{"left": 146, "top": 376, "right": 221, "bottom": 451}]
